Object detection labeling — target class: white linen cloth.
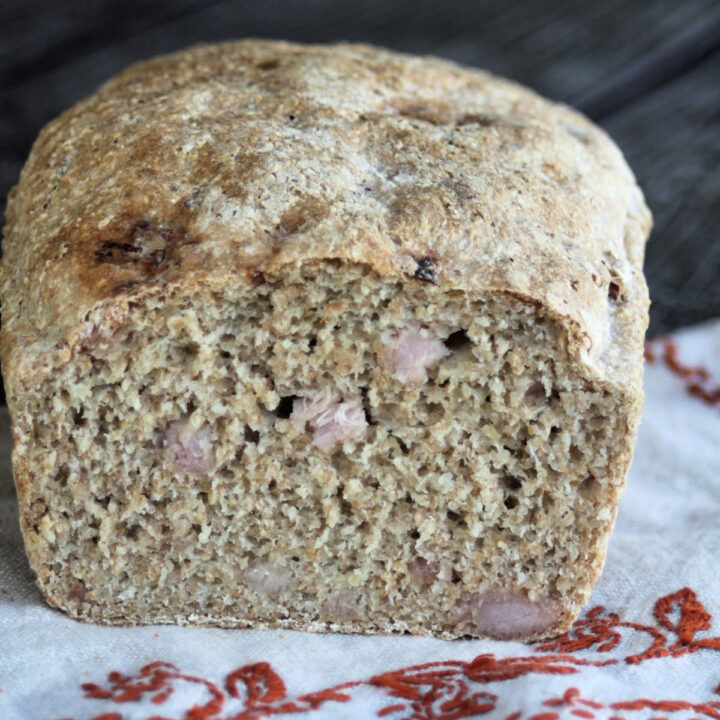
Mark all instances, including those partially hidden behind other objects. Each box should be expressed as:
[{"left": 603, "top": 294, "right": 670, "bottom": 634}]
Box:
[{"left": 1, "top": 320, "right": 719, "bottom": 720}]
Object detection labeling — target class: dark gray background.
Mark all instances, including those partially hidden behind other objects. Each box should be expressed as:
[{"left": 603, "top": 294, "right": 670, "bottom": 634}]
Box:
[{"left": 2, "top": 0, "right": 720, "bottom": 334}]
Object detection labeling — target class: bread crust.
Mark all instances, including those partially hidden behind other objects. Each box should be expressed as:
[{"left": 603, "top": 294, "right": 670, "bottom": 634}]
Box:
[
  {"left": 1, "top": 40, "right": 649, "bottom": 390},
  {"left": 0, "top": 41, "right": 651, "bottom": 637}
]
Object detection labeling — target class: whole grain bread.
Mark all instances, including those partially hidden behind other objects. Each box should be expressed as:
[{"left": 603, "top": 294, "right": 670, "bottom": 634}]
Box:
[{"left": 0, "top": 40, "right": 651, "bottom": 640}]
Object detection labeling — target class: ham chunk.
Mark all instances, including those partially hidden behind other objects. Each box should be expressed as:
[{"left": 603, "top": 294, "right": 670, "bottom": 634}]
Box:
[
  {"left": 324, "top": 589, "right": 366, "bottom": 622},
  {"left": 162, "top": 416, "right": 216, "bottom": 475},
  {"left": 243, "top": 562, "right": 294, "bottom": 596},
  {"left": 290, "top": 387, "right": 367, "bottom": 452},
  {"left": 458, "top": 588, "right": 557, "bottom": 639},
  {"left": 384, "top": 323, "right": 450, "bottom": 384},
  {"left": 407, "top": 557, "right": 440, "bottom": 586}
]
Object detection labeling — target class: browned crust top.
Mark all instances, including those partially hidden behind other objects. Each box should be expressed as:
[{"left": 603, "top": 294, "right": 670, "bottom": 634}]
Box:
[{"left": 0, "top": 40, "right": 650, "bottom": 393}]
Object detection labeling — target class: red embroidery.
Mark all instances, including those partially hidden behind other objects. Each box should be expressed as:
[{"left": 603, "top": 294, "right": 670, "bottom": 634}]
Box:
[
  {"left": 225, "top": 662, "right": 287, "bottom": 704},
  {"left": 61, "top": 586, "right": 720, "bottom": 720},
  {"left": 537, "top": 603, "right": 669, "bottom": 665},
  {"left": 645, "top": 338, "right": 720, "bottom": 406},
  {"left": 655, "top": 586, "right": 713, "bottom": 650},
  {"left": 538, "top": 685, "right": 720, "bottom": 720}
]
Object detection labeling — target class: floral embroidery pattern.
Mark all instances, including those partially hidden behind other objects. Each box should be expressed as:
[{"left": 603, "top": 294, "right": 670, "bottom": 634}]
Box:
[
  {"left": 645, "top": 338, "right": 720, "bottom": 407},
  {"left": 61, "top": 587, "right": 720, "bottom": 720}
]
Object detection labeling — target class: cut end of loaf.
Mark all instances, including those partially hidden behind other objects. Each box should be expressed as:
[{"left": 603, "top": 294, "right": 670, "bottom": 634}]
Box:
[{"left": 11, "top": 262, "right": 634, "bottom": 640}]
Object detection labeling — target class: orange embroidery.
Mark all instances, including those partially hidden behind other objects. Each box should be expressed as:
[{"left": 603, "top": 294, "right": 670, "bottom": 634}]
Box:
[
  {"left": 537, "top": 604, "right": 668, "bottom": 665},
  {"left": 61, "top": 587, "right": 720, "bottom": 720},
  {"left": 539, "top": 685, "right": 720, "bottom": 720},
  {"left": 655, "top": 586, "right": 713, "bottom": 650},
  {"left": 225, "top": 662, "right": 287, "bottom": 704},
  {"left": 645, "top": 338, "right": 720, "bottom": 406}
]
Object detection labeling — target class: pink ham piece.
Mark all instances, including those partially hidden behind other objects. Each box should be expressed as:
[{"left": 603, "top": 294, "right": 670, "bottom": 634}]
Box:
[
  {"left": 407, "top": 557, "right": 440, "bottom": 586},
  {"left": 458, "top": 589, "right": 557, "bottom": 639},
  {"left": 384, "top": 323, "right": 450, "bottom": 384},
  {"left": 324, "top": 589, "right": 366, "bottom": 621},
  {"left": 162, "top": 417, "right": 216, "bottom": 475},
  {"left": 243, "top": 562, "right": 294, "bottom": 596},
  {"left": 290, "top": 387, "right": 367, "bottom": 452}
]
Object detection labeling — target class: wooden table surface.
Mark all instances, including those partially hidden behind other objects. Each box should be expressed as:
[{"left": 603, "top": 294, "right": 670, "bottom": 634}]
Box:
[{"left": 2, "top": 0, "right": 720, "bottom": 334}]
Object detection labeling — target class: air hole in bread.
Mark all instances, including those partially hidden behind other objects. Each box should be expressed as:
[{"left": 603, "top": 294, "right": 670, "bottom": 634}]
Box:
[
  {"left": 274, "top": 396, "right": 296, "bottom": 419},
  {"left": 444, "top": 329, "right": 470, "bottom": 350},
  {"left": 522, "top": 381, "right": 546, "bottom": 406},
  {"left": 501, "top": 476, "right": 523, "bottom": 491},
  {"left": 56, "top": 465, "right": 69, "bottom": 488},
  {"left": 360, "top": 386, "right": 374, "bottom": 425},
  {"left": 244, "top": 425, "right": 260, "bottom": 444}
]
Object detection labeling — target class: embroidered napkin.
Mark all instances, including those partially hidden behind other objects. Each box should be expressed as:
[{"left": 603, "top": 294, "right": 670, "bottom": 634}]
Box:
[{"left": 1, "top": 320, "right": 719, "bottom": 720}]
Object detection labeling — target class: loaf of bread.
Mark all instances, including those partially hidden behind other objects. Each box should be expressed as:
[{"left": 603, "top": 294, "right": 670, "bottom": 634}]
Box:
[{"left": 0, "top": 40, "right": 650, "bottom": 640}]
